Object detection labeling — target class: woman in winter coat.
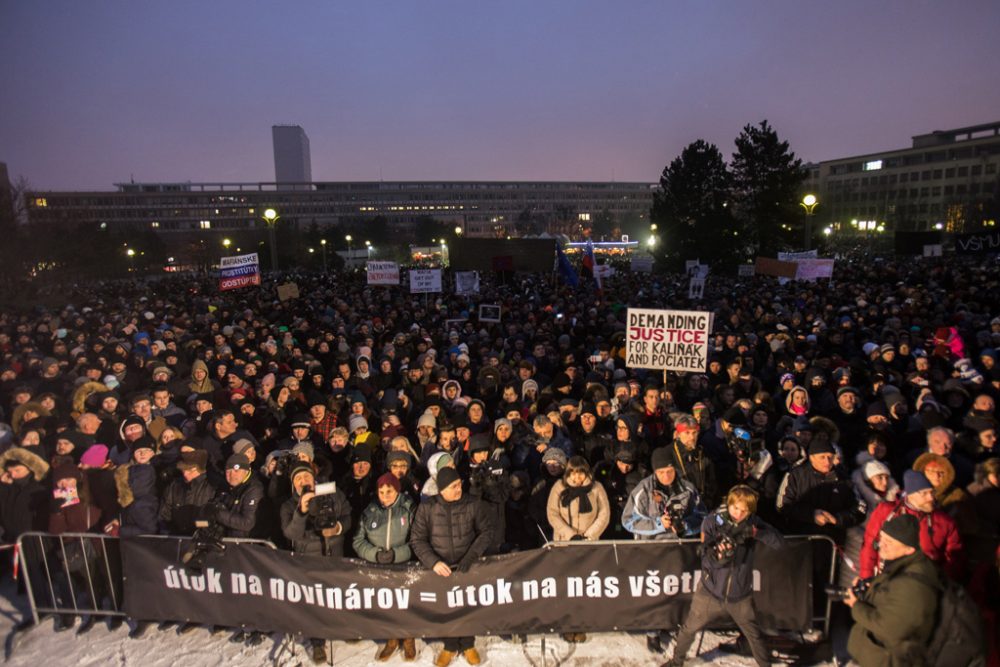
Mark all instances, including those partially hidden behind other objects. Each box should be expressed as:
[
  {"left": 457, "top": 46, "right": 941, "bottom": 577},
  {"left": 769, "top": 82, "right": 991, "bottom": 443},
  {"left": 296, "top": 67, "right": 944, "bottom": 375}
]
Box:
[
  {"left": 353, "top": 473, "right": 418, "bottom": 662},
  {"left": 784, "top": 385, "right": 811, "bottom": 418},
  {"left": 852, "top": 459, "right": 900, "bottom": 520},
  {"left": 545, "top": 455, "right": 609, "bottom": 643}
]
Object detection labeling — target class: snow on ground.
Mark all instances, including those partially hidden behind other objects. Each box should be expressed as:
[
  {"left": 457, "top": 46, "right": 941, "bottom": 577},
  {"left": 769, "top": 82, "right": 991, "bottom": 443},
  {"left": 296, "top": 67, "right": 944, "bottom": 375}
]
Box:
[{"left": 0, "top": 580, "right": 835, "bottom": 666}]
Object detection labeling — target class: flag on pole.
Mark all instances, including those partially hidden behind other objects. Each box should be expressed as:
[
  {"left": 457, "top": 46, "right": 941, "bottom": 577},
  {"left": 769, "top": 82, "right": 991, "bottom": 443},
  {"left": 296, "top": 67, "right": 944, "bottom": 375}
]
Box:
[
  {"left": 556, "top": 244, "right": 579, "bottom": 287},
  {"left": 583, "top": 239, "right": 602, "bottom": 290}
]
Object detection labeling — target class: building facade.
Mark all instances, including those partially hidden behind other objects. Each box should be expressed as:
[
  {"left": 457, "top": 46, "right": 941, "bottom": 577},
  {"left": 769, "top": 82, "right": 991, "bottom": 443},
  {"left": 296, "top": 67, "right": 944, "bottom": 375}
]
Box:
[
  {"left": 804, "top": 121, "right": 1000, "bottom": 234},
  {"left": 272, "top": 125, "right": 312, "bottom": 187}
]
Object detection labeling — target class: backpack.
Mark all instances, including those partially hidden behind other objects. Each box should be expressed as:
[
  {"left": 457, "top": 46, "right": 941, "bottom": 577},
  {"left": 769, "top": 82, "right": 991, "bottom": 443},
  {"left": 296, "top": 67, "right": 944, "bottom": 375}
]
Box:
[{"left": 905, "top": 571, "right": 986, "bottom": 667}]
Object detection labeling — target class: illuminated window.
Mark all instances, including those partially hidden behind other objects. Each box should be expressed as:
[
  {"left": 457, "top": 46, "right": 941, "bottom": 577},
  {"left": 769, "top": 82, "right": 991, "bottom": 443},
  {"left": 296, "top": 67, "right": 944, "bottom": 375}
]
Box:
[
  {"left": 34, "top": 198, "right": 48, "bottom": 207},
  {"left": 200, "top": 220, "right": 211, "bottom": 229},
  {"left": 578, "top": 213, "right": 591, "bottom": 221},
  {"left": 863, "top": 160, "right": 883, "bottom": 171},
  {"left": 151, "top": 221, "right": 160, "bottom": 229}
]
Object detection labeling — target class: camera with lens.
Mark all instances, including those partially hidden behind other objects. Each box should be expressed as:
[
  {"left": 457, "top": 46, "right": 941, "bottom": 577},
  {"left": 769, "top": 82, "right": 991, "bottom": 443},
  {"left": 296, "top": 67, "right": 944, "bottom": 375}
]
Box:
[
  {"left": 708, "top": 518, "right": 754, "bottom": 565},
  {"left": 653, "top": 493, "right": 688, "bottom": 535},
  {"left": 181, "top": 498, "right": 228, "bottom": 571},
  {"left": 727, "top": 427, "right": 753, "bottom": 460},
  {"left": 272, "top": 450, "right": 299, "bottom": 477},
  {"left": 305, "top": 482, "right": 343, "bottom": 531},
  {"left": 825, "top": 577, "right": 872, "bottom": 601}
]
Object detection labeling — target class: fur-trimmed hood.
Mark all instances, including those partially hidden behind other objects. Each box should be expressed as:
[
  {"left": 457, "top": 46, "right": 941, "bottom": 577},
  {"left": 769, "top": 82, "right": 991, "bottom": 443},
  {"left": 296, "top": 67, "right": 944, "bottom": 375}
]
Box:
[{"left": 0, "top": 446, "right": 50, "bottom": 481}]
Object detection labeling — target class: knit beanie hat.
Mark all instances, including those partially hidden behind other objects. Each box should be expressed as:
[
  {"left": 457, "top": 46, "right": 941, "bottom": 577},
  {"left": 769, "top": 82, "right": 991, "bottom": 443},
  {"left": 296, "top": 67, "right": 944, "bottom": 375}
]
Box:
[
  {"left": 376, "top": 471, "right": 401, "bottom": 493},
  {"left": 903, "top": 469, "right": 933, "bottom": 495},
  {"left": 863, "top": 460, "right": 891, "bottom": 480},
  {"left": 436, "top": 466, "right": 462, "bottom": 491},
  {"left": 651, "top": 447, "right": 677, "bottom": 470},
  {"left": 880, "top": 514, "right": 921, "bottom": 549}
]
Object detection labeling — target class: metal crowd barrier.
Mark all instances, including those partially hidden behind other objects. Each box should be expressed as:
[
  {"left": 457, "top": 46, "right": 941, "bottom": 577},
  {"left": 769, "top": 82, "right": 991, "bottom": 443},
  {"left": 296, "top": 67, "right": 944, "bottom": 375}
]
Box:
[
  {"left": 15, "top": 532, "right": 276, "bottom": 626},
  {"left": 545, "top": 534, "right": 840, "bottom": 636}
]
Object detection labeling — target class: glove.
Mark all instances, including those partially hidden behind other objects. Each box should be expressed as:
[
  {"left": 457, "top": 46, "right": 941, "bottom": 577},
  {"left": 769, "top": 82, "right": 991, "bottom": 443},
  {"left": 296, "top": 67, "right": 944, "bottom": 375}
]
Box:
[
  {"left": 375, "top": 549, "right": 394, "bottom": 564},
  {"left": 570, "top": 534, "right": 585, "bottom": 541},
  {"left": 455, "top": 556, "right": 475, "bottom": 573}
]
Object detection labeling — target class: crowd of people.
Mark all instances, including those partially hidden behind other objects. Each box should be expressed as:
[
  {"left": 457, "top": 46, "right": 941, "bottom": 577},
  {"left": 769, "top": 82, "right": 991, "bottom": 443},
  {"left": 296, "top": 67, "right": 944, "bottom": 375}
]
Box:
[{"left": 0, "top": 253, "right": 997, "bottom": 666}]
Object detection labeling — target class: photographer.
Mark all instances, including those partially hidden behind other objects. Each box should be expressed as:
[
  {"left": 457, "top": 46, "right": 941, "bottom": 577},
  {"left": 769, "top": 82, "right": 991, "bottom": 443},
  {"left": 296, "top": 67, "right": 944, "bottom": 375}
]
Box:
[
  {"left": 280, "top": 463, "right": 351, "bottom": 664},
  {"left": 664, "top": 485, "right": 784, "bottom": 667},
  {"left": 159, "top": 450, "right": 215, "bottom": 536},
  {"left": 212, "top": 454, "right": 264, "bottom": 539},
  {"left": 622, "top": 447, "right": 706, "bottom": 653},
  {"left": 846, "top": 514, "right": 940, "bottom": 667}
]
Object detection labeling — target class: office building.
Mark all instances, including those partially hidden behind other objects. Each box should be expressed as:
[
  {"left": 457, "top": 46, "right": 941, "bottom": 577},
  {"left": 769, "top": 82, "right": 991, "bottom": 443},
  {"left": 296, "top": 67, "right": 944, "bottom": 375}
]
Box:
[{"left": 272, "top": 125, "right": 312, "bottom": 187}]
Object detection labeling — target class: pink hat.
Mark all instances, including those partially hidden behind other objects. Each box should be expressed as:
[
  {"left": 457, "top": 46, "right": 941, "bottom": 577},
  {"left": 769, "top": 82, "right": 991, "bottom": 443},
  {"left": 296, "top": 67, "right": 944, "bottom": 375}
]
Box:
[{"left": 80, "top": 444, "right": 109, "bottom": 467}]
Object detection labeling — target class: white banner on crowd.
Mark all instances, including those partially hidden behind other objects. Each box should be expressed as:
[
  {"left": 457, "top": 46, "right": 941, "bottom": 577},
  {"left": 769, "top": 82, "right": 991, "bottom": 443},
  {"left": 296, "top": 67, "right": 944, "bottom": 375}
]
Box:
[
  {"left": 366, "top": 261, "right": 400, "bottom": 286},
  {"left": 409, "top": 269, "right": 442, "bottom": 294},
  {"left": 594, "top": 264, "right": 615, "bottom": 279},
  {"left": 794, "top": 258, "right": 835, "bottom": 281},
  {"left": 631, "top": 255, "right": 654, "bottom": 273},
  {"left": 625, "top": 308, "right": 711, "bottom": 372},
  {"left": 777, "top": 250, "right": 818, "bottom": 262},
  {"left": 685, "top": 259, "right": 700, "bottom": 273},
  {"left": 479, "top": 304, "right": 502, "bottom": 322},
  {"left": 454, "top": 271, "right": 480, "bottom": 295},
  {"left": 923, "top": 244, "right": 943, "bottom": 257}
]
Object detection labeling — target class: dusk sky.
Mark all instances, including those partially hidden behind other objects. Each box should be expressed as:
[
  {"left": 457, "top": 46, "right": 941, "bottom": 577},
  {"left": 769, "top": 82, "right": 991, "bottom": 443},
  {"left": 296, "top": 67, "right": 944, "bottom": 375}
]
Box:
[{"left": 2, "top": 1, "right": 998, "bottom": 191}]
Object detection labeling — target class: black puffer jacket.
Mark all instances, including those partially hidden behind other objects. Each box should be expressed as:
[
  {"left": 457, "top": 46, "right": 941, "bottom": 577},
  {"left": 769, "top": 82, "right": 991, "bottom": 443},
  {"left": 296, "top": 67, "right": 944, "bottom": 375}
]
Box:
[
  {"left": 280, "top": 489, "right": 351, "bottom": 557},
  {"left": 409, "top": 493, "right": 495, "bottom": 569},
  {"left": 776, "top": 462, "right": 862, "bottom": 540},
  {"left": 159, "top": 473, "right": 216, "bottom": 535},
  {"left": 215, "top": 474, "right": 265, "bottom": 538}
]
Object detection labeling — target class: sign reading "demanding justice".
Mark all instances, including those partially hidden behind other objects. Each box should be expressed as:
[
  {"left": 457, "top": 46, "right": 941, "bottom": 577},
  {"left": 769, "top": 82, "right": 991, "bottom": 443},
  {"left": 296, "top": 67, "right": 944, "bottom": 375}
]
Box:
[{"left": 626, "top": 308, "right": 710, "bottom": 372}]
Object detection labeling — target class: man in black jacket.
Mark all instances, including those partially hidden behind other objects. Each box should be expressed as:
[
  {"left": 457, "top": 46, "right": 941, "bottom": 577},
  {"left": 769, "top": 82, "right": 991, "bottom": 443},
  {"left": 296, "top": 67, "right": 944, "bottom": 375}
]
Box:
[
  {"left": 410, "top": 467, "right": 495, "bottom": 667},
  {"left": 776, "top": 439, "right": 863, "bottom": 542},
  {"left": 159, "top": 450, "right": 215, "bottom": 535},
  {"left": 665, "top": 485, "right": 784, "bottom": 667},
  {"left": 214, "top": 454, "right": 264, "bottom": 539}
]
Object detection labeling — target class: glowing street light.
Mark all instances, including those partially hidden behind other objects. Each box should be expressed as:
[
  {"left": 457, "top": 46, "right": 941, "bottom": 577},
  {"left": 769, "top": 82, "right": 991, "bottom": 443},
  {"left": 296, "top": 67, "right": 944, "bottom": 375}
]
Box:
[
  {"left": 823, "top": 227, "right": 832, "bottom": 236},
  {"left": 320, "top": 238, "right": 328, "bottom": 272},
  {"left": 647, "top": 236, "right": 656, "bottom": 248},
  {"left": 455, "top": 226, "right": 463, "bottom": 236},
  {"left": 800, "top": 194, "right": 819, "bottom": 249},
  {"left": 650, "top": 223, "right": 658, "bottom": 231},
  {"left": 345, "top": 234, "right": 353, "bottom": 255},
  {"left": 262, "top": 208, "right": 280, "bottom": 271}
]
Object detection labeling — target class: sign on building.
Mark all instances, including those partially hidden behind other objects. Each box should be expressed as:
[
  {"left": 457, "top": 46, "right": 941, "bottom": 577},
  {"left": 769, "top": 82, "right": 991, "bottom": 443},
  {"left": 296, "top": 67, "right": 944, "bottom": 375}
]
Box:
[
  {"left": 625, "top": 308, "right": 710, "bottom": 372},
  {"left": 219, "top": 253, "right": 260, "bottom": 291},
  {"left": 367, "top": 261, "right": 400, "bottom": 286}
]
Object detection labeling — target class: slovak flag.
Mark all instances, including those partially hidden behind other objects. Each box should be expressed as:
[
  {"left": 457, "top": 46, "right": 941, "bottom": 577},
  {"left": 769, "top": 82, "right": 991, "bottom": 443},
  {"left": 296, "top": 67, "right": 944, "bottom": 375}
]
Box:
[{"left": 583, "top": 239, "right": 602, "bottom": 290}]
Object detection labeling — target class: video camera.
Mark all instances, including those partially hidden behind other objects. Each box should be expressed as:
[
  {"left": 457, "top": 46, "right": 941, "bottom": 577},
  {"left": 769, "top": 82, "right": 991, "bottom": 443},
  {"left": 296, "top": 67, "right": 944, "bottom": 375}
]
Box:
[
  {"left": 653, "top": 492, "right": 688, "bottom": 535},
  {"left": 181, "top": 497, "right": 228, "bottom": 572},
  {"left": 305, "top": 482, "right": 342, "bottom": 531}
]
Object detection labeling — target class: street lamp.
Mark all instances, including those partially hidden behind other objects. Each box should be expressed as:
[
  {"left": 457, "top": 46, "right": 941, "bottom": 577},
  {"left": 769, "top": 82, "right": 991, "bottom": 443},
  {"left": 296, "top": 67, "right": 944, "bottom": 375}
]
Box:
[
  {"left": 262, "top": 208, "right": 280, "bottom": 271},
  {"left": 650, "top": 223, "right": 658, "bottom": 231},
  {"left": 222, "top": 238, "right": 231, "bottom": 254},
  {"left": 320, "top": 238, "right": 328, "bottom": 272},
  {"left": 455, "top": 226, "right": 463, "bottom": 236},
  {"left": 647, "top": 236, "right": 656, "bottom": 248},
  {"left": 365, "top": 240, "right": 372, "bottom": 260},
  {"left": 800, "top": 194, "right": 818, "bottom": 249},
  {"left": 126, "top": 247, "right": 136, "bottom": 272}
]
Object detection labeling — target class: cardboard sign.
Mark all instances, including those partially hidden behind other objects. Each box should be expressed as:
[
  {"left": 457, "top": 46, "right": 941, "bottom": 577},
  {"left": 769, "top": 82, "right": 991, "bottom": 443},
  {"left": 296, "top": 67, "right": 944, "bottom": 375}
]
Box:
[
  {"left": 688, "top": 277, "right": 705, "bottom": 300},
  {"left": 625, "top": 308, "right": 710, "bottom": 372},
  {"left": 367, "top": 261, "right": 400, "bottom": 286},
  {"left": 923, "top": 244, "right": 943, "bottom": 257},
  {"left": 276, "top": 282, "right": 300, "bottom": 301},
  {"left": 454, "top": 271, "right": 480, "bottom": 295},
  {"left": 219, "top": 253, "right": 260, "bottom": 291},
  {"left": 409, "top": 269, "right": 442, "bottom": 294}
]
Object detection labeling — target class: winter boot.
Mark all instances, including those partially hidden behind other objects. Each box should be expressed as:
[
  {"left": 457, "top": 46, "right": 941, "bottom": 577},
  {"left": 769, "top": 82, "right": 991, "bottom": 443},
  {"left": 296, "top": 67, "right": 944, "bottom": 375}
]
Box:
[
  {"left": 463, "top": 647, "right": 482, "bottom": 665},
  {"left": 128, "top": 621, "right": 150, "bottom": 639},
  {"left": 434, "top": 649, "right": 456, "bottom": 667},
  {"left": 377, "top": 639, "right": 399, "bottom": 661},
  {"left": 646, "top": 634, "right": 663, "bottom": 653},
  {"left": 53, "top": 614, "right": 76, "bottom": 632},
  {"left": 574, "top": 633, "right": 587, "bottom": 643},
  {"left": 402, "top": 638, "right": 417, "bottom": 661},
  {"left": 229, "top": 630, "right": 248, "bottom": 643},
  {"left": 107, "top": 616, "right": 124, "bottom": 631},
  {"left": 76, "top": 616, "right": 96, "bottom": 635},
  {"left": 176, "top": 622, "right": 198, "bottom": 635},
  {"left": 245, "top": 631, "right": 265, "bottom": 646},
  {"left": 562, "top": 632, "right": 577, "bottom": 643}
]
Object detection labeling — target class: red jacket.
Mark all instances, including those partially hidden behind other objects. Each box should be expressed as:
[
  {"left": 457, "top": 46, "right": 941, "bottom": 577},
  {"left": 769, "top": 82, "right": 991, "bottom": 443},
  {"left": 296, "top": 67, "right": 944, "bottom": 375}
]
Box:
[{"left": 859, "top": 498, "right": 963, "bottom": 580}]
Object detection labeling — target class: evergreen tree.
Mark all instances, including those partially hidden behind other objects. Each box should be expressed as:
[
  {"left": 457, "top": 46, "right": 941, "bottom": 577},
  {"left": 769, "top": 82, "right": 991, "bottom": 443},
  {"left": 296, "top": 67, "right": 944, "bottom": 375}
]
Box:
[
  {"left": 650, "top": 139, "right": 736, "bottom": 268},
  {"left": 730, "top": 120, "right": 807, "bottom": 255}
]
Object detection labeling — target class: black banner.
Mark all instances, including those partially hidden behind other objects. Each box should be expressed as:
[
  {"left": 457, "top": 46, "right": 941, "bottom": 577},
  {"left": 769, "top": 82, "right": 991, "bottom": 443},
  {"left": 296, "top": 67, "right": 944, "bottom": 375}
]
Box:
[
  {"left": 121, "top": 538, "right": 813, "bottom": 639},
  {"left": 953, "top": 230, "right": 1000, "bottom": 254}
]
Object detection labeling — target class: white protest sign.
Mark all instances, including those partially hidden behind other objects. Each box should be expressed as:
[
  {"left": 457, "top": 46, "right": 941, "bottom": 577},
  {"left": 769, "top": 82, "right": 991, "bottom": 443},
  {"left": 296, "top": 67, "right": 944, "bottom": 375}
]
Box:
[
  {"left": 923, "top": 244, "right": 943, "bottom": 257},
  {"left": 454, "top": 271, "right": 480, "bottom": 295},
  {"left": 479, "top": 304, "right": 502, "bottom": 323},
  {"left": 631, "top": 255, "right": 653, "bottom": 273},
  {"left": 737, "top": 264, "right": 755, "bottom": 277},
  {"left": 409, "top": 269, "right": 442, "bottom": 294},
  {"left": 794, "top": 258, "right": 835, "bottom": 281},
  {"left": 595, "top": 264, "right": 615, "bottom": 279},
  {"left": 685, "top": 259, "right": 700, "bottom": 275},
  {"left": 688, "top": 277, "right": 705, "bottom": 300},
  {"left": 366, "top": 261, "right": 399, "bottom": 286},
  {"left": 625, "top": 308, "right": 711, "bottom": 372},
  {"left": 778, "top": 250, "right": 818, "bottom": 262}
]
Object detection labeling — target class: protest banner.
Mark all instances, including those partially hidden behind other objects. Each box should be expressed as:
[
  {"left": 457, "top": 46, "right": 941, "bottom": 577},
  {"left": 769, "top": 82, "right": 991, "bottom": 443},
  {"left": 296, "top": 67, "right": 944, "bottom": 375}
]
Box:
[
  {"left": 684, "top": 259, "right": 700, "bottom": 273},
  {"left": 923, "top": 244, "right": 943, "bottom": 257},
  {"left": 625, "top": 308, "right": 710, "bottom": 372},
  {"left": 121, "top": 537, "right": 813, "bottom": 641},
  {"left": 737, "top": 264, "right": 755, "bottom": 277},
  {"left": 218, "top": 253, "right": 260, "bottom": 291},
  {"left": 479, "top": 304, "right": 501, "bottom": 323},
  {"left": 954, "top": 230, "right": 1000, "bottom": 254},
  {"left": 778, "top": 249, "right": 818, "bottom": 262},
  {"left": 366, "top": 261, "right": 399, "bottom": 286},
  {"left": 794, "top": 258, "right": 835, "bottom": 281},
  {"left": 454, "top": 271, "right": 480, "bottom": 295},
  {"left": 631, "top": 255, "right": 654, "bottom": 273},
  {"left": 754, "top": 257, "right": 798, "bottom": 279},
  {"left": 409, "top": 269, "right": 442, "bottom": 294}
]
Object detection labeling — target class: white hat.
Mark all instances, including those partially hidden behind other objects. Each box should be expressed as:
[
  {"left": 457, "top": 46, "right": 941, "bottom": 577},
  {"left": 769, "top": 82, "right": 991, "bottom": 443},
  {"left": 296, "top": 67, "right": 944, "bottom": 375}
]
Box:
[{"left": 863, "top": 460, "right": 891, "bottom": 480}]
